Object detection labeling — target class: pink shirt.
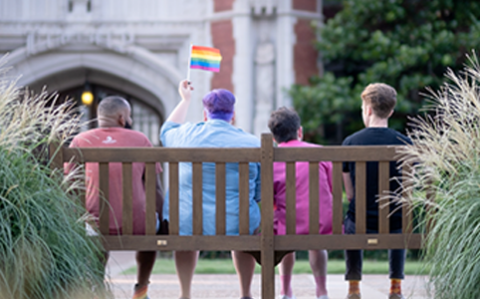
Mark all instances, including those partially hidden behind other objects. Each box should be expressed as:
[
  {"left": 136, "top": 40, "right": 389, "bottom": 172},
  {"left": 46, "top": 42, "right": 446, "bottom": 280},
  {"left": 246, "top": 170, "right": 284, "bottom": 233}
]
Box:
[
  {"left": 273, "top": 140, "right": 333, "bottom": 235},
  {"left": 68, "top": 128, "right": 162, "bottom": 235}
]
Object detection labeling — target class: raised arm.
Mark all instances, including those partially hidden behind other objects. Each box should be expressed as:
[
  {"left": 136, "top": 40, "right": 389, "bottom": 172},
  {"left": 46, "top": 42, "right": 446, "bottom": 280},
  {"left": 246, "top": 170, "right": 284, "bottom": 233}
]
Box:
[{"left": 165, "top": 80, "right": 194, "bottom": 124}]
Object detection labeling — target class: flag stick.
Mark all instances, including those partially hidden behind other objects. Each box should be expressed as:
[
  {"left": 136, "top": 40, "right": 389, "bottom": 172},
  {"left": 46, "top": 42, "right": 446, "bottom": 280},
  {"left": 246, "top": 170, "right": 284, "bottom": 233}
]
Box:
[{"left": 187, "top": 44, "right": 193, "bottom": 82}]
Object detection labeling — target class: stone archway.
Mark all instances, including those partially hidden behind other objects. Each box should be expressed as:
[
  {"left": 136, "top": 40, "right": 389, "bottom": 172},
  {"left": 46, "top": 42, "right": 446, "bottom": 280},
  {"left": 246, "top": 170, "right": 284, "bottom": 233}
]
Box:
[
  {"left": 4, "top": 42, "right": 187, "bottom": 145},
  {"left": 5, "top": 42, "right": 183, "bottom": 118}
]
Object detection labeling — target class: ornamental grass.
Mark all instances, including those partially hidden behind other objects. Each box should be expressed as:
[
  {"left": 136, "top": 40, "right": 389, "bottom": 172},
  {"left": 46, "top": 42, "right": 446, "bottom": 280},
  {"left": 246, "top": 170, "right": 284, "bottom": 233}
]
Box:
[
  {"left": 397, "top": 53, "right": 480, "bottom": 299},
  {"left": 0, "top": 57, "right": 108, "bottom": 299}
]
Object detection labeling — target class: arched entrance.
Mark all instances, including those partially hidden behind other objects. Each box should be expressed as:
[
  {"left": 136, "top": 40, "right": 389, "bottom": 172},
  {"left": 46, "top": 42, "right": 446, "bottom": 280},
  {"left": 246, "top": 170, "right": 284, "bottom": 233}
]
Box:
[
  {"left": 60, "top": 81, "right": 163, "bottom": 145},
  {"left": 27, "top": 67, "right": 165, "bottom": 145},
  {"left": 6, "top": 44, "right": 184, "bottom": 146}
]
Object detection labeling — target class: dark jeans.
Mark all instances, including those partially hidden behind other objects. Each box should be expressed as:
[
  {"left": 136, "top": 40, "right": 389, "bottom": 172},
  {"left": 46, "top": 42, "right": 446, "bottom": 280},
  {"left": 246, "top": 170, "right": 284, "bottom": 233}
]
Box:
[{"left": 344, "top": 216, "right": 405, "bottom": 281}]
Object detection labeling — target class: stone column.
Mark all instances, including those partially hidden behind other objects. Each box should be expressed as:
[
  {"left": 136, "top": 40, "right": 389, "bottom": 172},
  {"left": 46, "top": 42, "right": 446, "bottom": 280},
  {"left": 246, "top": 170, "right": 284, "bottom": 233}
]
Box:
[{"left": 253, "top": 26, "right": 275, "bottom": 137}]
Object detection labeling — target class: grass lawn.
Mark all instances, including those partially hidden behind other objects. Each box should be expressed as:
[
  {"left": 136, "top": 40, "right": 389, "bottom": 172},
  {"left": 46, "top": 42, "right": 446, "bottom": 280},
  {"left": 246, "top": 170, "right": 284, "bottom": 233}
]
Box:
[{"left": 123, "top": 258, "right": 428, "bottom": 275}]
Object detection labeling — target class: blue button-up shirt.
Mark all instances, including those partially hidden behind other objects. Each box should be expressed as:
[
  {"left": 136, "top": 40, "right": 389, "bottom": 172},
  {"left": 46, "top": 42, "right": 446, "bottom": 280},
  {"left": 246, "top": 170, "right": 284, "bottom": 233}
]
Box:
[{"left": 160, "top": 119, "right": 261, "bottom": 235}]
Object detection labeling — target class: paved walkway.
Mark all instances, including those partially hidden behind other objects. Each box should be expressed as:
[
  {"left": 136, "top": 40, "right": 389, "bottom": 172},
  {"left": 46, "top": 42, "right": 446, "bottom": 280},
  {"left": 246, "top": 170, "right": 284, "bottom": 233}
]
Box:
[{"left": 106, "top": 252, "right": 430, "bottom": 299}]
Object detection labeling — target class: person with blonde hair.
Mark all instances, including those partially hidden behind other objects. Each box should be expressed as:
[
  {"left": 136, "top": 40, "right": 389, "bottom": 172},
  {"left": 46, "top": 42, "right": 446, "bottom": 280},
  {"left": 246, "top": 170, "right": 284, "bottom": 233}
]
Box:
[{"left": 342, "top": 83, "right": 412, "bottom": 299}]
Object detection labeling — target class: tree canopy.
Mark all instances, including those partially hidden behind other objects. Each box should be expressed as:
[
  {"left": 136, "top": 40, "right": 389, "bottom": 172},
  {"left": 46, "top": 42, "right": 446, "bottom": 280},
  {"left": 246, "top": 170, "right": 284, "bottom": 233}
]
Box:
[{"left": 290, "top": 0, "right": 480, "bottom": 144}]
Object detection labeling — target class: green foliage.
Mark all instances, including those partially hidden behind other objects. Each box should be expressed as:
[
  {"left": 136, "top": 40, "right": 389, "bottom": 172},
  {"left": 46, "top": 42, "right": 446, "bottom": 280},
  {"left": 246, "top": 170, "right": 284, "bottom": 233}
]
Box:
[
  {"left": 0, "top": 58, "right": 107, "bottom": 299},
  {"left": 291, "top": 0, "right": 480, "bottom": 144},
  {"left": 397, "top": 55, "right": 480, "bottom": 299}
]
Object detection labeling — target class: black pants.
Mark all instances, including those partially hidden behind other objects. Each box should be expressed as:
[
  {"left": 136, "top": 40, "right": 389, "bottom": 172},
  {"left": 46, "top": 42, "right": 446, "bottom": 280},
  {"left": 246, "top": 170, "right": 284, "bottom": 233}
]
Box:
[{"left": 344, "top": 216, "right": 405, "bottom": 281}]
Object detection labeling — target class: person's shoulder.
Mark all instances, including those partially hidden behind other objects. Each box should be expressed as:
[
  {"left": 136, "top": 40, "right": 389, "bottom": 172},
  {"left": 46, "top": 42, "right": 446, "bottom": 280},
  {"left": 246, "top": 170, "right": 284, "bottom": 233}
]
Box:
[
  {"left": 388, "top": 129, "right": 412, "bottom": 145},
  {"left": 126, "top": 128, "right": 150, "bottom": 139},
  {"left": 161, "top": 121, "right": 181, "bottom": 132},
  {"left": 75, "top": 128, "right": 101, "bottom": 137},
  {"left": 70, "top": 128, "right": 103, "bottom": 146},
  {"left": 162, "top": 121, "right": 199, "bottom": 132},
  {"left": 342, "top": 128, "right": 368, "bottom": 146},
  {"left": 160, "top": 121, "right": 196, "bottom": 140},
  {"left": 119, "top": 129, "right": 154, "bottom": 146},
  {"left": 296, "top": 140, "right": 321, "bottom": 148},
  {"left": 231, "top": 129, "right": 261, "bottom": 146}
]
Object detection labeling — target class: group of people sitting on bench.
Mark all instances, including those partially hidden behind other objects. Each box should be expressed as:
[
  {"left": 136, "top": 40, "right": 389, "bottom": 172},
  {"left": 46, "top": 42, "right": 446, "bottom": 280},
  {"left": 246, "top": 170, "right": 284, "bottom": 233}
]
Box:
[{"left": 69, "top": 80, "right": 411, "bottom": 299}]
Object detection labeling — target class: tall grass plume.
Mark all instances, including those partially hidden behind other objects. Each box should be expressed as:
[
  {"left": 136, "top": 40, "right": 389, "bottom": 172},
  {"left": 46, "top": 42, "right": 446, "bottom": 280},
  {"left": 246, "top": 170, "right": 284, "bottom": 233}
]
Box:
[
  {"left": 397, "top": 53, "right": 480, "bottom": 299},
  {"left": 0, "top": 56, "right": 108, "bottom": 298}
]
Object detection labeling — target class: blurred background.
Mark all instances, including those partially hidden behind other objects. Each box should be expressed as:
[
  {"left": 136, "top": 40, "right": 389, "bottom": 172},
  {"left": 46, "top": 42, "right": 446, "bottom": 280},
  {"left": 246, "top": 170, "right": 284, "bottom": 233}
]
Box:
[
  {"left": 0, "top": 0, "right": 324, "bottom": 144},
  {"left": 2, "top": 0, "right": 478, "bottom": 146}
]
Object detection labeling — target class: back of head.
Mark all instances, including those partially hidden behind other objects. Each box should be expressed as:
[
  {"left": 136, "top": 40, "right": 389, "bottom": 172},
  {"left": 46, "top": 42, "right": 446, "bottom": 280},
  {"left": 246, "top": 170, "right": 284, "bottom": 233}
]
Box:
[
  {"left": 97, "top": 96, "right": 131, "bottom": 127},
  {"left": 361, "top": 83, "right": 397, "bottom": 119},
  {"left": 202, "top": 89, "right": 235, "bottom": 121},
  {"left": 268, "top": 107, "right": 300, "bottom": 143}
]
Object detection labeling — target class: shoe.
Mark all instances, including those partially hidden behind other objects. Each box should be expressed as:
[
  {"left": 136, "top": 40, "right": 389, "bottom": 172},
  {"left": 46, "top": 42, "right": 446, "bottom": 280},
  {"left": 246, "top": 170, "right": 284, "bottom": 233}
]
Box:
[
  {"left": 278, "top": 296, "right": 296, "bottom": 299},
  {"left": 317, "top": 295, "right": 329, "bottom": 299},
  {"left": 346, "top": 294, "right": 361, "bottom": 299},
  {"left": 388, "top": 294, "right": 405, "bottom": 299},
  {"left": 132, "top": 283, "right": 149, "bottom": 299}
]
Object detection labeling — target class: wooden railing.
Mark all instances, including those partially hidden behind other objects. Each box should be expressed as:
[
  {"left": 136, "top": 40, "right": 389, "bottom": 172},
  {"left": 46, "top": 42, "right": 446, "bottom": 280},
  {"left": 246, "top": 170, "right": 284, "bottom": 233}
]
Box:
[{"left": 50, "top": 134, "right": 423, "bottom": 299}]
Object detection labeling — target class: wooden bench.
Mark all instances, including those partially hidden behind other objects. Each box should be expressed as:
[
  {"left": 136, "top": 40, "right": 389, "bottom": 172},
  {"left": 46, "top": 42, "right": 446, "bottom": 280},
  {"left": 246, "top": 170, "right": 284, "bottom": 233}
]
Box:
[{"left": 50, "top": 133, "right": 423, "bottom": 299}]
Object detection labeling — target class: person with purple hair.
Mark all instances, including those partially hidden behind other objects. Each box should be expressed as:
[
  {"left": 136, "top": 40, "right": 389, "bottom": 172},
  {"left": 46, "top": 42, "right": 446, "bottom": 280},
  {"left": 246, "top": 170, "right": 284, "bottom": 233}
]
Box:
[{"left": 160, "top": 80, "right": 261, "bottom": 299}]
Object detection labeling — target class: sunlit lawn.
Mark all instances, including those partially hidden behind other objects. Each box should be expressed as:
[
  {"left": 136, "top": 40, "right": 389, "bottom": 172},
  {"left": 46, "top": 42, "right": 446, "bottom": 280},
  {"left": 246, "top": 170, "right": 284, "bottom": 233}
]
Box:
[{"left": 123, "top": 258, "right": 428, "bottom": 275}]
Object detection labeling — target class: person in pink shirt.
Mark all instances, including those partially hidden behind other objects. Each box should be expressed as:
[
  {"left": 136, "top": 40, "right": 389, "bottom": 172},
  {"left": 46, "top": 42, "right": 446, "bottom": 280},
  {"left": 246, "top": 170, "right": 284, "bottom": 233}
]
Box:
[
  {"left": 268, "top": 107, "right": 333, "bottom": 299},
  {"left": 68, "top": 96, "right": 164, "bottom": 299}
]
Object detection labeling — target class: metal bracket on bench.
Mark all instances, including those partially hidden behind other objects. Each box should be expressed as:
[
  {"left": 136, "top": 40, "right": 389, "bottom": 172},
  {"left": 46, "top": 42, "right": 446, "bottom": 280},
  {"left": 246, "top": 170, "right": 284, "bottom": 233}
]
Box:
[
  {"left": 157, "top": 240, "right": 168, "bottom": 246},
  {"left": 367, "top": 238, "right": 378, "bottom": 245}
]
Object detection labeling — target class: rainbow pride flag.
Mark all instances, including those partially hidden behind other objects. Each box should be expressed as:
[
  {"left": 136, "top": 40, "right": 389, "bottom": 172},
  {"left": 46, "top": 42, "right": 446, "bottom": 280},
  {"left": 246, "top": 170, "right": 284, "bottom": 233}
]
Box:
[{"left": 190, "top": 45, "right": 222, "bottom": 72}]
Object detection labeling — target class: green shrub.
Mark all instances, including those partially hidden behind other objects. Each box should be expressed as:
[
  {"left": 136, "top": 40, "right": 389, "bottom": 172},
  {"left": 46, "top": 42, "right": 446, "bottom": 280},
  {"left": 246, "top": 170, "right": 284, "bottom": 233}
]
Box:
[{"left": 291, "top": 0, "right": 480, "bottom": 145}]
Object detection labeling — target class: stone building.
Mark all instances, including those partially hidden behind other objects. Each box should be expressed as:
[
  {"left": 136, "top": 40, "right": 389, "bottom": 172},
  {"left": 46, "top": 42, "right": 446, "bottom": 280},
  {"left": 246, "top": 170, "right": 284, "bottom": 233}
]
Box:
[{"left": 0, "top": 0, "right": 322, "bottom": 143}]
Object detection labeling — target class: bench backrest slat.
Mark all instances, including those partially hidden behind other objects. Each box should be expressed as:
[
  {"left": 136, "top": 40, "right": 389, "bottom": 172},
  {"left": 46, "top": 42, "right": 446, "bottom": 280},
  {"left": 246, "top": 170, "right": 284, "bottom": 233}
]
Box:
[
  {"left": 239, "top": 162, "right": 250, "bottom": 235},
  {"left": 378, "top": 161, "right": 390, "bottom": 234},
  {"left": 215, "top": 163, "right": 227, "bottom": 235},
  {"left": 402, "top": 162, "right": 413, "bottom": 234},
  {"left": 286, "top": 162, "right": 297, "bottom": 235},
  {"left": 308, "top": 162, "right": 319, "bottom": 235},
  {"left": 192, "top": 162, "right": 203, "bottom": 235},
  {"left": 122, "top": 163, "right": 133, "bottom": 235},
  {"left": 355, "top": 162, "right": 367, "bottom": 234},
  {"left": 99, "top": 162, "right": 109, "bottom": 235},
  {"left": 169, "top": 162, "right": 180, "bottom": 235},
  {"left": 332, "top": 161, "right": 343, "bottom": 234},
  {"left": 145, "top": 162, "right": 157, "bottom": 235}
]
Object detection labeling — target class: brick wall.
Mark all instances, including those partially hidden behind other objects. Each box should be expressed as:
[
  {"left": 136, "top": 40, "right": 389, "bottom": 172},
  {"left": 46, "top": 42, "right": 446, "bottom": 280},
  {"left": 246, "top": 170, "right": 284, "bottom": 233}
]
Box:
[
  {"left": 214, "top": 0, "right": 235, "bottom": 12},
  {"left": 294, "top": 19, "right": 318, "bottom": 85},
  {"left": 211, "top": 19, "right": 235, "bottom": 92},
  {"left": 293, "top": 0, "right": 317, "bottom": 12}
]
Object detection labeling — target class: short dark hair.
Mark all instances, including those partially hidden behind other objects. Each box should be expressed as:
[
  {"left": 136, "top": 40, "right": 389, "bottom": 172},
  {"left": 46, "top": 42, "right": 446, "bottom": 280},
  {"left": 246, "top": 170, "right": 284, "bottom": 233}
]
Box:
[
  {"left": 97, "top": 96, "right": 130, "bottom": 117},
  {"left": 361, "top": 83, "right": 397, "bottom": 119},
  {"left": 268, "top": 107, "right": 300, "bottom": 143}
]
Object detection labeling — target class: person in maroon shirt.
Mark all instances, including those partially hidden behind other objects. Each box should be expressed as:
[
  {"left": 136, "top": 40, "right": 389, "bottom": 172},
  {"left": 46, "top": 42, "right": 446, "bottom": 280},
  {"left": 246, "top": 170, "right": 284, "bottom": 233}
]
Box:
[{"left": 68, "top": 96, "right": 164, "bottom": 299}]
